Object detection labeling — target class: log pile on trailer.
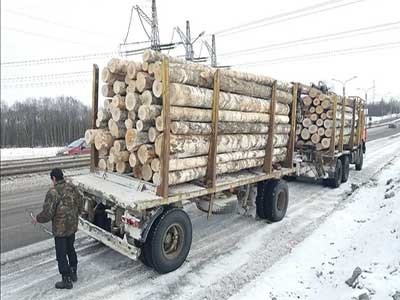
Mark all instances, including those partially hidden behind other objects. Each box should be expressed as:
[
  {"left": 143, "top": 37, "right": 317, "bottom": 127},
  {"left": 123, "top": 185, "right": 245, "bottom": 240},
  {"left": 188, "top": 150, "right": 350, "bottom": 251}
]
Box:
[
  {"left": 85, "top": 50, "right": 296, "bottom": 188},
  {"left": 296, "top": 85, "right": 359, "bottom": 151}
]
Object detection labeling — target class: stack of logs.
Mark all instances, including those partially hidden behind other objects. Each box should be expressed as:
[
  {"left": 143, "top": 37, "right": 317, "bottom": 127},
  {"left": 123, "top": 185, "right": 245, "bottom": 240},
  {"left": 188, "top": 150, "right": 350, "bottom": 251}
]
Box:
[
  {"left": 296, "top": 86, "right": 357, "bottom": 150},
  {"left": 85, "top": 50, "right": 294, "bottom": 186}
]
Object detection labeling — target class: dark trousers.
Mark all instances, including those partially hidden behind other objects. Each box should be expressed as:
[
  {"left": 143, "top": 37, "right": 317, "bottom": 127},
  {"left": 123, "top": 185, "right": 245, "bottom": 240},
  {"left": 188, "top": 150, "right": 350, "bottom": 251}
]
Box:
[{"left": 54, "top": 234, "right": 77, "bottom": 275}]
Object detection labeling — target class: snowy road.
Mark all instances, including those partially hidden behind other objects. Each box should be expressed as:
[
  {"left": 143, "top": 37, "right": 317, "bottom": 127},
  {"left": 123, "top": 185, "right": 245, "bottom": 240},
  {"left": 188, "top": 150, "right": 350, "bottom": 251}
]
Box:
[{"left": 1, "top": 132, "right": 399, "bottom": 299}]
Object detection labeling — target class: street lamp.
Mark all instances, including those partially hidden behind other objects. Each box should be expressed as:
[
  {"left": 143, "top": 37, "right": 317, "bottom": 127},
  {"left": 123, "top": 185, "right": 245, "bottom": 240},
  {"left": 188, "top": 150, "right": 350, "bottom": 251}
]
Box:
[
  {"left": 331, "top": 75, "right": 358, "bottom": 97},
  {"left": 357, "top": 84, "right": 374, "bottom": 104}
]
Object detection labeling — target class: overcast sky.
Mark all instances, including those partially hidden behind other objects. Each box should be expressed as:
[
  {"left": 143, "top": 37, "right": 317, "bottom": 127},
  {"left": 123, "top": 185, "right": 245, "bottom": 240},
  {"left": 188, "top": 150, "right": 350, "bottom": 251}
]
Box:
[{"left": 1, "top": 0, "right": 400, "bottom": 106}]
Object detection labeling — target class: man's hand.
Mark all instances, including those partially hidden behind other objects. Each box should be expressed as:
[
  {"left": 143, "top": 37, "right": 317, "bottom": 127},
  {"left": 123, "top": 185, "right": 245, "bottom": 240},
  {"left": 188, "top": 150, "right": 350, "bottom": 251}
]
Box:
[{"left": 31, "top": 215, "right": 38, "bottom": 225}]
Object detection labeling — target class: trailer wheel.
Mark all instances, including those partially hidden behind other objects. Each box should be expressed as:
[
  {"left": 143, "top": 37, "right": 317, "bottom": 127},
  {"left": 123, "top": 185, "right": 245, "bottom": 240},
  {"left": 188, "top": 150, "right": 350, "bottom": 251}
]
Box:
[
  {"left": 145, "top": 208, "right": 192, "bottom": 274},
  {"left": 328, "top": 159, "right": 343, "bottom": 188},
  {"left": 257, "top": 180, "right": 289, "bottom": 222},
  {"left": 341, "top": 155, "right": 350, "bottom": 183},
  {"left": 355, "top": 148, "right": 363, "bottom": 171}
]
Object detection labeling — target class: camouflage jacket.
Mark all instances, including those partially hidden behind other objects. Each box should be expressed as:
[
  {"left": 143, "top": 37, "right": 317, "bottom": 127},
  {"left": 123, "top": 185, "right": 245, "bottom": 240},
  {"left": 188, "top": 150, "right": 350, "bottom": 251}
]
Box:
[{"left": 37, "top": 179, "right": 83, "bottom": 237}]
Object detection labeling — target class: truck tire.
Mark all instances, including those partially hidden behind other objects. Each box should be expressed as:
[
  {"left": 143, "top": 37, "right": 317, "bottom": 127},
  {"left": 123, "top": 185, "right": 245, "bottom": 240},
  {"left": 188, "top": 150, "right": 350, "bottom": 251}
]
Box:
[
  {"left": 145, "top": 208, "right": 192, "bottom": 273},
  {"left": 256, "top": 180, "right": 289, "bottom": 222},
  {"left": 341, "top": 155, "right": 350, "bottom": 183},
  {"left": 355, "top": 148, "right": 363, "bottom": 171},
  {"left": 328, "top": 159, "right": 342, "bottom": 188}
]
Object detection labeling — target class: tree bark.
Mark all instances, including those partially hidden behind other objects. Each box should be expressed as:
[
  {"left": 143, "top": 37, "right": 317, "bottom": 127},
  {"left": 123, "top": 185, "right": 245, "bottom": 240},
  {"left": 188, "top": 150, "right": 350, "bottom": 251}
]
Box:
[
  {"left": 101, "top": 84, "right": 115, "bottom": 97},
  {"left": 137, "top": 144, "right": 156, "bottom": 164},
  {"left": 169, "top": 121, "right": 291, "bottom": 135},
  {"left": 141, "top": 163, "right": 153, "bottom": 181},
  {"left": 126, "top": 61, "right": 142, "bottom": 79},
  {"left": 113, "top": 81, "right": 127, "bottom": 96},
  {"left": 94, "top": 131, "right": 113, "bottom": 151},
  {"left": 125, "top": 92, "right": 141, "bottom": 112},
  {"left": 136, "top": 72, "right": 154, "bottom": 92},
  {"left": 152, "top": 148, "right": 287, "bottom": 172},
  {"left": 165, "top": 106, "right": 289, "bottom": 123},
  {"left": 101, "top": 67, "right": 124, "bottom": 84},
  {"left": 138, "top": 105, "right": 162, "bottom": 121},
  {"left": 155, "top": 133, "right": 289, "bottom": 157},
  {"left": 140, "top": 90, "right": 161, "bottom": 106},
  {"left": 148, "top": 127, "right": 160, "bottom": 143},
  {"left": 168, "top": 83, "right": 290, "bottom": 112},
  {"left": 136, "top": 120, "right": 154, "bottom": 132},
  {"left": 111, "top": 95, "right": 126, "bottom": 110},
  {"left": 125, "top": 128, "right": 150, "bottom": 151},
  {"left": 116, "top": 161, "right": 131, "bottom": 174},
  {"left": 153, "top": 155, "right": 286, "bottom": 186}
]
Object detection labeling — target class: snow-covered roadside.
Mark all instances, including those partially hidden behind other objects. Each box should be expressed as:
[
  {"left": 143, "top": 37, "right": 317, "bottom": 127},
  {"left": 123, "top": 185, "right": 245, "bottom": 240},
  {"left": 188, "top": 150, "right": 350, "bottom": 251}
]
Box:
[
  {"left": 0, "top": 147, "right": 63, "bottom": 161},
  {"left": 230, "top": 157, "right": 400, "bottom": 300}
]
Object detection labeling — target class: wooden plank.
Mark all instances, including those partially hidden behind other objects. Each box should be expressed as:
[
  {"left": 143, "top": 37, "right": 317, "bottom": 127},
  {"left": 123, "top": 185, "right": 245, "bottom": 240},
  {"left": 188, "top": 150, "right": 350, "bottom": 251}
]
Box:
[
  {"left": 156, "top": 59, "right": 171, "bottom": 197},
  {"left": 338, "top": 96, "right": 346, "bottom": 152},
  {"left": 206, "top": 70, "right": 220, "bottom": 218},
  {"left": 90, "top": 64, "right": 99, "bottom": 172},
  {"left": 329, "top": 95, "right": 338, "bottom": 155},
  {"left": 283, "top": 83, "right": 297, "bottom": 168},
  {"left": 263, "top": 81, "right": 277, "bottom": 174}
]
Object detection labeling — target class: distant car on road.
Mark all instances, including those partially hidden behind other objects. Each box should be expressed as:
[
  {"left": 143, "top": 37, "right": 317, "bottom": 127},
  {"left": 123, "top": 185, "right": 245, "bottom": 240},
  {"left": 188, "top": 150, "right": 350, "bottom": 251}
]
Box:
[
  {"left": 56, "top": 138, "right": 90, "bottom": 156},
  {"left": 388, "top": 123, "right": 398, "bottom": 128}
]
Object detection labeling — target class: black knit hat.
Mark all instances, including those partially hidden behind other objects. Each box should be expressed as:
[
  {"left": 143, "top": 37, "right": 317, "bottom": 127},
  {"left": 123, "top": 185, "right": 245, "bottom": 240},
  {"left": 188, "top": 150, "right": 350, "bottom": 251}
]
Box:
[{"left": 50, "top": 168, "right": 64, "bottom": 181}]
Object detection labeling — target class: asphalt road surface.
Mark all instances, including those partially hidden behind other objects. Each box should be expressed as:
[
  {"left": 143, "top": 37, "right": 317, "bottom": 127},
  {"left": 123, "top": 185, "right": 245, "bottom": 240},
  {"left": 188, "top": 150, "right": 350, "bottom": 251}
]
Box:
[{"left": 1, "top": 125, "right": 399, "bottom": 253}]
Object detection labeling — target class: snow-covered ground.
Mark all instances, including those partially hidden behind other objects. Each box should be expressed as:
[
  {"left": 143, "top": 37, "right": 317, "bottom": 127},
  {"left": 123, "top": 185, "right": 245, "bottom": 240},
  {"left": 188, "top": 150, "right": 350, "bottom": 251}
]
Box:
[
  {"left": 231, "top": 157, "right": 400, "bottom": 300},
  {"left": 0, "top": 147, "right": 63, "bottom": 161},
  {"left": 1, "top": 133, "right": 400, "bottom": 300},
  {"left": 369, "top": 113, "right": 400, "bottom": 124}
]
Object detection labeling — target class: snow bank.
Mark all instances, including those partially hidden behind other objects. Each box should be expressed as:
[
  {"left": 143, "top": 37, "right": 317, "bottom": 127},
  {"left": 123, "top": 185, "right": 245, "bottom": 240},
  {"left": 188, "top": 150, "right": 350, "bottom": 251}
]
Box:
[
  {"left": 0, "top": 147, "right": 63, "bottom": 161},
  {"left": 230, "top": 157, "right": 400, "bottom": 300}
]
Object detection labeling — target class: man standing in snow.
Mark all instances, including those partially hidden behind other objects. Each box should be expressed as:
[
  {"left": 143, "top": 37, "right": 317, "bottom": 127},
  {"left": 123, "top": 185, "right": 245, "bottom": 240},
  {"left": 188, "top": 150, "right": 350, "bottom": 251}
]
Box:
[{"left": 32, "top": 168, "right": 83, "bottom": 289}]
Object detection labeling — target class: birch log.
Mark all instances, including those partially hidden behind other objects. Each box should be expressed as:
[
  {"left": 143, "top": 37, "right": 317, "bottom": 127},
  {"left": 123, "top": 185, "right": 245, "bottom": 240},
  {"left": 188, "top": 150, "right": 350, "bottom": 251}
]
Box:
[
  {"left": 169, "top": 83, "right": 290, "bottom": 113},
  {"left": 152, "top": 148, "right": 287, "bottom": 172},
  {"left": 155, "top": 133, "right": 289, "bottom": 157}
]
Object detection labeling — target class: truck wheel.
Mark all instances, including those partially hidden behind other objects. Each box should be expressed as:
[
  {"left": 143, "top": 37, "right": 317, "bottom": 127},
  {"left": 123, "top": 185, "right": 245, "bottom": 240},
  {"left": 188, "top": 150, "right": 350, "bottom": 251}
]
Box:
[
  {"left": 256, "top": 180, "right": 289, "bottom": 222},
  {"left": 355, "top": 148, "right": 363, "bottom": 171},
  {"left": 329, "top": 159, "right": 343, "bottom": 188},
  {"left": 145, "top": 208, "right": 192, "bottom": 274},
  {"left": 341, "top": 155, "right": 350, "bottom": 183}
]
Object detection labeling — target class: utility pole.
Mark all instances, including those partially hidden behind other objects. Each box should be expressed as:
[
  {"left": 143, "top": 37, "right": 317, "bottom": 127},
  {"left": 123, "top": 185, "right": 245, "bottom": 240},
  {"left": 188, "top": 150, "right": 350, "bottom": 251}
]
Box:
[{"left": 332, "top": 75, "right": 358, "bottom": 97}]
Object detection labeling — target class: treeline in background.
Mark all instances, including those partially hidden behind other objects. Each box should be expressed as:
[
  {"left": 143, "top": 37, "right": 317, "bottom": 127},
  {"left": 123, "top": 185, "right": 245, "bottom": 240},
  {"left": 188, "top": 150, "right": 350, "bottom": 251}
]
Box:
[
  {"left": 366, "top": 97, "right": 400, "bottom": 116},
  {"left": 1, "top": 97, "right": 91, "bottom": 147}
]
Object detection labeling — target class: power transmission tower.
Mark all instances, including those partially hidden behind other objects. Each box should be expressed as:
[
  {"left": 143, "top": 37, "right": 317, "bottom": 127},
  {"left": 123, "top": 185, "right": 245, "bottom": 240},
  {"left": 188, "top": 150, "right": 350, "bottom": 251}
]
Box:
[
  {"left": 175, "top": 21, "right": 205, "bottom": 61},
  {"left": 121, "top": 0, "right": 175, "bottom": 56},
  {"left": 150, "top": 0, "right": 160, "bottom": 51},
  {"left": 203, "top": 34, "right": 230, "bottom": 68}
]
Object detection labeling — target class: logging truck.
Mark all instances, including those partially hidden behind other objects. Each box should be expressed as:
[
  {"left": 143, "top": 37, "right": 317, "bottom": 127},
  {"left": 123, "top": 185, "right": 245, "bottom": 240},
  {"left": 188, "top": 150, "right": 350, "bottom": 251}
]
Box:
[{"left": 71, "top": 52, "right": 364, "bottom": 274}]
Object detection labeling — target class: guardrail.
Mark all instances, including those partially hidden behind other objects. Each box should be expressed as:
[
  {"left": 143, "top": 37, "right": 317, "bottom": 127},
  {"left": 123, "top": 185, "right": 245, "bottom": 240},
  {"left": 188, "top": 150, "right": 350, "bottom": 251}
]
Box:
[{"left": 0, "top": 155, "right": 90, "bottom": 177}]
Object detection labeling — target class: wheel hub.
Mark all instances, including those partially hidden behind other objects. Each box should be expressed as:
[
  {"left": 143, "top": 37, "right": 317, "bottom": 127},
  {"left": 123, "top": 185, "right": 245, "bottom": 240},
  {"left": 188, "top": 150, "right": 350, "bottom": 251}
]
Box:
[{"left": 162, "top": 223, "right": 184, "bottom": 259}]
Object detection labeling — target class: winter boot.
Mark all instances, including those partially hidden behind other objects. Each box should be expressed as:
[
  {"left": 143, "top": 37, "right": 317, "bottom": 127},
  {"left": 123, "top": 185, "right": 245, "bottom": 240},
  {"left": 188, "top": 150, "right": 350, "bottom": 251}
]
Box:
[
  {"left": 71, "top": 267, "right": 77, "bottom": 282},
  {"left": 55, "top": 275, "right": 73, "bottom": 289}
]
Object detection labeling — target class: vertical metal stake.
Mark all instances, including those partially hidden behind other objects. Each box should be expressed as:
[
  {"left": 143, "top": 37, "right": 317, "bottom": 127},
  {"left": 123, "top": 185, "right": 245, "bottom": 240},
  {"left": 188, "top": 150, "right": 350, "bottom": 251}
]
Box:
[{"left": 90, "top": 64, "right": 99, "bottom": 172}]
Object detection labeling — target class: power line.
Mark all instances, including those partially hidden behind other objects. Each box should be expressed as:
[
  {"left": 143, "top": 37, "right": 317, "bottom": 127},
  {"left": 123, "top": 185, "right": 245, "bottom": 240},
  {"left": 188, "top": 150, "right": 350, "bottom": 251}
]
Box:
[
  {"left": 3, "top": 27, "right": 104, "bottom": 48},
  {"left": 1, "top": 51, "right": 121, "bottom": 67},
  {"left": 218, "top": 21, "right": 400, "bottom": 58},
  {"left": 215, "top": 0, "right": 366, "bottom": 37},
  {"left": 234, "top": 41, "right": 400, "bottom": 67},
  {"left": 4, "top": 9, "right": 115, "bottom": 38},
  {"left": 1, "top": 79, "right": 92, "bottom": 89},
  {"left": 1, "top": 71, "right": 91, "bottom": 83}
]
